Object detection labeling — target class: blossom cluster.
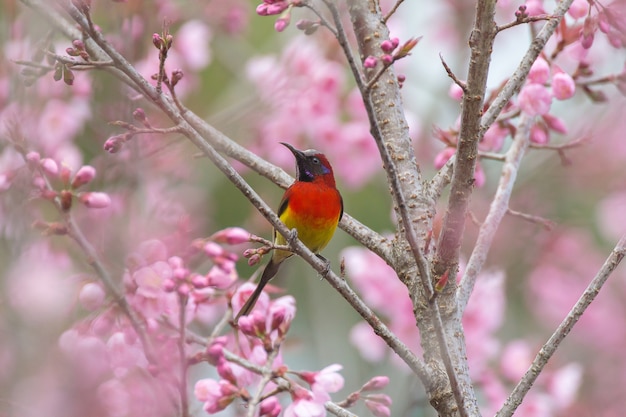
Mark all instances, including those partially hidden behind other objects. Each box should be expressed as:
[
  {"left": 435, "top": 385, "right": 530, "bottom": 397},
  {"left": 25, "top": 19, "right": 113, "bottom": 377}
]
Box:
[
  {"left": 246, "top": 36, "right": 420, "bottom": 189},
  {"left": 342, "top": 245, "right": 582, "bottom": 415},
  {"left": 434, "top": 0, "right": 626, "bottom": 186}
]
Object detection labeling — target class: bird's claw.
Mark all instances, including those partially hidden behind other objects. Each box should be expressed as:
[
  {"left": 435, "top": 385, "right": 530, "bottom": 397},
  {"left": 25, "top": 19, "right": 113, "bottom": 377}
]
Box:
[
  {"left": 287, "top": 228, "right": 299, "bottom": 245},
  {"left": 316, "top": 254, "right": 331, "bottom": 279}
]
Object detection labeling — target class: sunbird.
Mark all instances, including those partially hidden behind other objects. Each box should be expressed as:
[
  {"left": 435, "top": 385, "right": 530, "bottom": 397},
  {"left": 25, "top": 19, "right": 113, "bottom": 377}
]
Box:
[{"left": 235, "top": 142, "right": 343, "bottom": 320}]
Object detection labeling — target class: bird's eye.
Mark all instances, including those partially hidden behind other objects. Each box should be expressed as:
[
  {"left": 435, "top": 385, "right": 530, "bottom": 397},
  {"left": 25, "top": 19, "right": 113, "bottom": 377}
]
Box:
[{"left": 311, "top": 157, "right": 320, "bottom": 165}]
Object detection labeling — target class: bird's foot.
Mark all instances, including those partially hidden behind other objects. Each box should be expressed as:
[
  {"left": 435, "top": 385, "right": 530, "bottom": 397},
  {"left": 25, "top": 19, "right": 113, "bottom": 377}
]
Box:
[
  {"left": 316, "top": 254, "right": 331, "bottom": 279},
  {"left": 287, "top": 228, "right": 299, "bottom": 246}
]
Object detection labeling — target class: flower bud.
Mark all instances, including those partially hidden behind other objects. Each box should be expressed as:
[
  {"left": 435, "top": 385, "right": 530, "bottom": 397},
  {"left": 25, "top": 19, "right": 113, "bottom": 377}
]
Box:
[
  {"left": 25, "top": 151, "right": 40, "bottom": 166},
  {"left": 152, "top": 33, "right": 163, "bottom": 49},
  {"left": 274, "top": 15, "right": 290, "bottom": 32},
  {"left": 380, "top": 40, "right": 395, "bottom": 53},
  {"left": 551, "top": 72, "right": 575, "bottom": 100},
  {"left": 40, "top": 158, "right": 58, "bottom": 176},
  {"left": 59, "top": 164, "right": 72, "bottom": 185},
  {"left": 71, "top": 165, "right": 96, "bottom": 189},
  {"left": 212, "top": 227, "right": 251, "bottom": 245},
  {"left": 361, "top": 376, "right": 390, "bottom": 391},
  {"left": 78, "top": 192, "right": 111, "bottom": 208},
  {"left": 363, "top": 56, "right": 377, "bottom": 69},
  {"left": 79, "top": 282, "right": 106, "bottom": 310}
]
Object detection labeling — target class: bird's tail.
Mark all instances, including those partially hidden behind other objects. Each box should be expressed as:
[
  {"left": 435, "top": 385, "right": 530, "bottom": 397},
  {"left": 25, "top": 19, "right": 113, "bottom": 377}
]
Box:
[{"left": 234, "top": 259, "right": 282, "bottom": 321}]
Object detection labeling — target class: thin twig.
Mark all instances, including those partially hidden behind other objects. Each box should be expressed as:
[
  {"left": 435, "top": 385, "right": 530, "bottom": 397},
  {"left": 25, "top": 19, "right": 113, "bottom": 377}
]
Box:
[
  {"left": 427, "top": 156, "right": 454, "bottom": 200},
  {"left": 383, "top": 0, "right": 405, "bottom": 23},
  {"left": 495, "top": 234, "right": 626, "bottom": 417},
  {"left": 301, "top": 2, "right": 338, "bottom": 38},
  {"left": 478, "top": 150, "right": 506, "bottom": 161},
  {"left": 507, "top": 208, "right": 555, "bottom": 230},
  {"left": 528, "top": 135, "right": 589, "bottom": 151},
  {"left": 496, "top": 14, "right": 555, "bottom": 33},
  {"left": 222, "top": 349, "right": 266, "bottom": 374},
  {"left": 439, "top": 53, "right": 467, "bottom": 93},
  {"left": 322, "top": 0, "right": 367, "bottom": 90},
  {"left": 457, "top": 114, "right": 533, "bottom": 313},
  {"left": 363, "top": 62, "right": 394, "bottom": 93}
]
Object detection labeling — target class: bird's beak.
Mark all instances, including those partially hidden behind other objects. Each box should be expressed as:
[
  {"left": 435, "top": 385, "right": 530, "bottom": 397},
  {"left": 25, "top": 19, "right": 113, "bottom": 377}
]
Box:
[{"left": 280, "top": 142, "right": 306, "bottom": 160}]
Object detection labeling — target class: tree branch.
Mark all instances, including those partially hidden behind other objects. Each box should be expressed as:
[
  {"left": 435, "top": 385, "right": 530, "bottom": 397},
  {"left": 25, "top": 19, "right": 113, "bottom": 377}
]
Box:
[
  {"left": 346, "top": 1, "right": 478, "bottom": 415},
  {"left": 495, "top": 234, "right": 626, "bottom": 417},
  {"left": 325, "top": 402, "right": 358, "bottom": 417},
  {"left": 457, "top": 114, "right": 533, "bottom": 313},
  {"left": 434, "top": 0, "right": 497, "bottom": 280}
]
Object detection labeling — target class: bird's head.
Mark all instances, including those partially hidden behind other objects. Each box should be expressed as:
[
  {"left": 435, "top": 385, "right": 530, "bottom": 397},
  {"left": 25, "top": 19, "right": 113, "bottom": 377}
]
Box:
[{"left": 280, "top": 142, "right": 336, "bottom": 186}]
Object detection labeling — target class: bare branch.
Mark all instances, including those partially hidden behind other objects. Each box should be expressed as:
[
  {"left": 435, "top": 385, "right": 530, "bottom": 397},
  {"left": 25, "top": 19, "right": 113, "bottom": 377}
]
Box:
[
  {"left": 496, "top": 14, "right": 555, "bottom": 33},
  {"left": 506, "top": 208, "right": 555, "bottom": 231},
  {"left": 478, "top": 150, "right": 506, "bottom": 161},
  {"left": 495, "top": 234, "right": 626, "bottom": 417},
  {"left": 439, "top": 53, "right": 467, "bottom": 93},
  {"left": 427, "top": 157, "right": 454, "bottom": 200},
  {"left": 434, "top": 0, "right": 497, "bottom": 281},
  {"left": 383, "top": 0, "right": 405, "bottom": 23},
  {"left": 457, "top": 114, "right": 533, "bottom": 312}
]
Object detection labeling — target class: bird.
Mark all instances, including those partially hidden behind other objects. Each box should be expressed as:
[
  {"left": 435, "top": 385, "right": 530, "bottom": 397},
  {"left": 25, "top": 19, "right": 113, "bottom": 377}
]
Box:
[{"left": 234, "top": 142, "right": 343, "bottom": 321}]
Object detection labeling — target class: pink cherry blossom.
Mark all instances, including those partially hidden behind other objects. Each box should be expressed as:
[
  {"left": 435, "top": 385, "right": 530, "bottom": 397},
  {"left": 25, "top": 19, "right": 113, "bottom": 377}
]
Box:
[
  {"left": 232, "top": 282, "right": 270, "bottom": 317},
  {"left": 361, "top": 376, "right": 390, "bottom": 391},
  {"left": 524, "top": 0, "right": 545, "bottom": 16},
  {"left": 551, "top": 71, "right": 576, "bottom": 100},
  {"left": 78, "top": 192, "right": 111, "bottom": 209},
  {"left": 434, "top": 147, "right": 456, "bottom": 169},
  {"left": 284, "top": 385, "right": 326, "bottom": 417},
  {"left": 364, "top": 56, "right": 378, "bottom": 68},
  {"left": 194, "top": 378, "right": 238, "bottom": 413},
  {"left": 568, "top": 0, "right": 589, "bottom": 19},
  {"left": 528, "top": 57, "right": 550, "bottom": 85},
  {"left": 480, "top": 123, "right": 509, "bottom": 152},
  {"left": 542, "top": 114, "right": 568, "bottom": 134},
  {"left": 530, "top": 124, "right": 549, "bottom": 144},
  {"left": 301, "top": 364, "right": 344, "bottom": 396},
  {"left": 206, "top": 264, "right": 237, "bottom": 289},
  {"left": 40, "top": 158, "right": 59, "bottom": 176},
  {"left": 175, "top": 20, "right": 212, "bottom": 70},
  {"left": 211, "top": 227, "right": 250, "bottom": 244},
  {"left": 364, "top": 394, "right": 392, "bottom": 417},
  {"left": 260, "top": 396, "right": 282, "bottom": 417},
  {"left": 518, "top": 83, "right": 552, "bottom": 116},
  {"left": 79, "top": 282, "right": 106, "bottom": 311},
  {"left": 71, "top": 165, "right": 96, "bottom": 189}
]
